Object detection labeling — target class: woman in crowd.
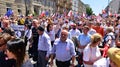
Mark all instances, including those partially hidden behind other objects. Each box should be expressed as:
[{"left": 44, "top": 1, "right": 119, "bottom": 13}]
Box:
[
  {"left": 0, "top": 33, "right": 14, "bottom": 67},
  {"left": 5, "top": 38, "right": 33, "bottom": 67},
  {"left": 24, "top": 24, "right": 32, "bottom": 47},
  {"left": 83, "top": 33, "right": 103, "bottom": 67},
  {"left": 46, "top": 23, "right": 55, "bottom": 46},
  {"left": 103, "top": 27, "right": 115, "bottom": 48}
]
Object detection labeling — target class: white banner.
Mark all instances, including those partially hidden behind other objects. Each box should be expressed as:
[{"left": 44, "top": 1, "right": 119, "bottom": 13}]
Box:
[{"left": 11, "top": 25, "right": 24, "bottom": 31}]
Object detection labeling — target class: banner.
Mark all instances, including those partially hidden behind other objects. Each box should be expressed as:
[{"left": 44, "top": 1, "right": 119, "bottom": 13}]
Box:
[{"left": 11, "top": 25, "right": 24, "bottom": 31}]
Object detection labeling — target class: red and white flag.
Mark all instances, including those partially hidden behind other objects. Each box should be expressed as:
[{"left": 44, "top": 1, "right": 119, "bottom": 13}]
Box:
[
  {"left": 52, "top": 13, "right": 55, "bottom": 18},
  {"left": 102, "top": 9, "right": 106, "bottom": 14},
  {"left": 108, "top": 11, "right": 112, "bottom": 16},
  {"left": 114, "top": 13, "right": 118, "bottom": 18},
  {"left": 68, "top": 10, "right": 72, "bottom": 16},
  {"left": 82, "top": 12, "right": 86, "bottom": 17},
  {"left": 39, "top": 11, "right": 45, "bottom": 18},
  {"left": 97, "top": 14, "right": 102, "bottom": 22}
]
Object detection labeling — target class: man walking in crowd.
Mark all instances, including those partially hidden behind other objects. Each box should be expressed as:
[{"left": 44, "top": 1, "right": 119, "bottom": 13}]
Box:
[
  {"left": 50, "top": 30, "right": 76, "bottom": 67},
  {"left": 69, "top": 23, "right": 81, "bottom": 39},
  {"left": 77, "top": 26, "right": 91, "bottom": 66},
  {"left": 29, "top": 19, "right": 39, "bottom": 62},
  {"left": 37, "top": 26, "right": 52, "bottom": 67}
]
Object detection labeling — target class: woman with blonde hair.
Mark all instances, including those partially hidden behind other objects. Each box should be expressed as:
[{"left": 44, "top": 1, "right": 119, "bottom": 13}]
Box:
[{"left": 83, "top": 33, "right": 104, "bottom": 67}]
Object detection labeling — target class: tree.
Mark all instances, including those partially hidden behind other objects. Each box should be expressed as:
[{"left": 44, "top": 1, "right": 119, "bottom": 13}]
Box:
[{"left": 86, "top": 7, "right": 93, "bottom": 16}]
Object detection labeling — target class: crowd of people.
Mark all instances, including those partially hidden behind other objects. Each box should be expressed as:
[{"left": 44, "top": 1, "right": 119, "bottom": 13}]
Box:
[{"left": 0, "top": 13, "right": 120, "bottom": 67}]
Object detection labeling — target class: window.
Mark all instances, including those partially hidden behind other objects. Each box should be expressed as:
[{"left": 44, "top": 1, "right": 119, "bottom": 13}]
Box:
[
  {"left": 48, "top": 1, "right": 50, "bottom": 6},
  {"left": 6, "top": 3, "right": 12, "bottom": 11},
  {"left": 18, "top": 9, "right": 22, "bottom": 14},
  {"left": 6, "top": 3, "right": 12, "bottom": 7},
  {"left": 44, "top": 0, "right": 47, "bottom": 6},
  {"left": 6, "top": 8, "right": 12, "bottom": 11}
]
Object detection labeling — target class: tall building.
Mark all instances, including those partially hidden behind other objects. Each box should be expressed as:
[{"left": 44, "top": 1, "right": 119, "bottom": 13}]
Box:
[
  {"left": 32, "top": 0, "right": 57, "bottom": 16},
  {"left": 0, "top": 0, "right": 87, "bottom": 16},
  {"left": 106, "top": 0, "right": 120, "bottom": 14},
  {"left": 78, "top": 0, "right": 87, "bottom": 14},
  {"left": 70, "top": 0, "right": 87, "bottom": 15},
  {"left": 0, "top": 0, "right": 57, "bottom": 16},
  {"left": 72, "top": 0, "right": 79, "bottom": 13},
  {"left": 56, "top": 0, "right": 72, "bottom": 14}
]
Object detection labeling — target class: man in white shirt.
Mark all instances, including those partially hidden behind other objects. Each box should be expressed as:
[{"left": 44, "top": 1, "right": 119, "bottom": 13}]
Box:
[
  {"left": 37, "top": 26, "right": 52, "bottom": 67},
  {"left": 69, "top": 23, "right": 81, "bottom": 39}
]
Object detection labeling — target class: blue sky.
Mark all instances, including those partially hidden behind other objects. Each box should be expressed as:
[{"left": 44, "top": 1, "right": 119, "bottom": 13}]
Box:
[{"left": 81, "top": 0, "right": 111, "bottom": 15}]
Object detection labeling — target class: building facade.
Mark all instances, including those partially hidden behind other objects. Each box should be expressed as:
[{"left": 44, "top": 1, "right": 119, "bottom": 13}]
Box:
[
  {"left": 0, "top": 0, "right": 25, "bottom": 16},
  {"left": 0, "top": 0, "right": 87, "bottom": 16},
  {"left": 72, "top": 0, "right": 79, "bottom": 13},
  {"left": 78, "top": 0, "right": 87, "bottom": 14},
  {"left": 70, "top": 0, "right": 87, "bottom": 15},
  {"left": 0, "top": 0, "right": 57, "bottom": 16},
  {"left": 106, "top": 0, "right": 120, "bottom": 14},
  {"left": 56, "top": 0, "right": 72, "bottom": 14},
  {"left": 32, "top": 0, "right": 57, "bottom": 16}
]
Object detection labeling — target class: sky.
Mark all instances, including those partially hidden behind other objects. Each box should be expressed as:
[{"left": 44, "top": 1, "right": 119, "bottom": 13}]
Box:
[{"left": 81, "top": 0, "right": 111, "bottom": 15}]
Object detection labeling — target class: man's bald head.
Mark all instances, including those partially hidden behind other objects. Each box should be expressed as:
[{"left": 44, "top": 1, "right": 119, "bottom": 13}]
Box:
[{"left": 60, "top": 30, "right": 68, "bottom": 42}]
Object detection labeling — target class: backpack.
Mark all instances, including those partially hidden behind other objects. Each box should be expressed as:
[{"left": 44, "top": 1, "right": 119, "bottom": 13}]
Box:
[{"left": 100, "top": 34, "right": 115, "bottom": 48}]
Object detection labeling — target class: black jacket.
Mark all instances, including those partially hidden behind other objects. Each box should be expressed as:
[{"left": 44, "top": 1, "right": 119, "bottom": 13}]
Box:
[{"left": 0, "top": 51, "right": 16, "bottom": 67}]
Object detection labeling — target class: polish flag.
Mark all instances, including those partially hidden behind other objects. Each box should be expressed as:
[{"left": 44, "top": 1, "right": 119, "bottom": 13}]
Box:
[
  {"left": 108, "top": 11, "right": 112, "bottom": 16},
  {"left": 39, "top": 11, "right": 45, "bottom": 18},
  {"left": 41, "top": 11, "right": 45, "bottom": 17},
  {"left": 68, "top": 10, "right": 72, "bottom": 16},
  {"left": 52, "top": 13, "right": 55, "bottom": 18},
  {"left": 102, "top": 10, "right": 106, "bottom": 14},
  {"left": 82, "top": 12, "right": 86, "bottom": 18},
  {"left": 97, "top": 15, "right": 102, "bottom": 22}
]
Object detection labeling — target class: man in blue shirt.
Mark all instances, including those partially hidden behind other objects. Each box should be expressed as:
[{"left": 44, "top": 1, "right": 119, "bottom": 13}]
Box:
[
  {"left": 77, "top": 26, "right": 91, "bottom": 66},
  {"left": 50, "top": 30, "right": 76, "bottom": 67}
]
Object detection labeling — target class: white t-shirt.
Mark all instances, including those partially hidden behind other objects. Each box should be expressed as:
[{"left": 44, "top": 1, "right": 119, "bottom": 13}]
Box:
[
  {"left": 83, "top": 44, "right": 101, "bottom": 67},
  {"left": 47, "top": 30, "right": 55, "bottom": 41},
  {"left": 88, "top": 28, "right": 96, "bottom": 35},
  {"left": 69, "top": 29, "right": 81, "bottom": 39},
  {"left": 93, "top": 58, "right": 108, "bottom": 67}
]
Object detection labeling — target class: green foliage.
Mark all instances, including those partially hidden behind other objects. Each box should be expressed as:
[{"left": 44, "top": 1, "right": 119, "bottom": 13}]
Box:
[{"left": 86, "top": 7, "right": 93, "bottom": 16}]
